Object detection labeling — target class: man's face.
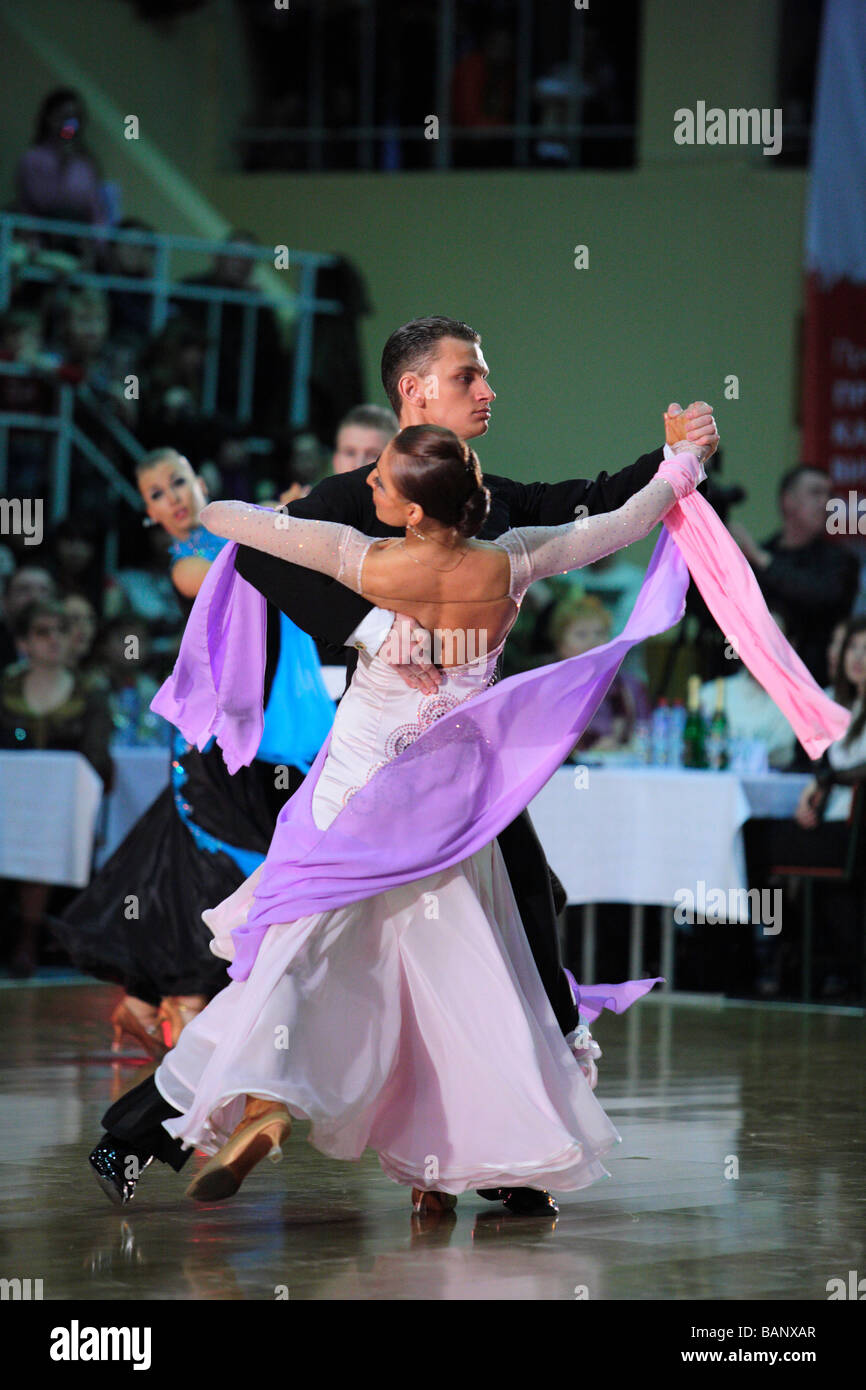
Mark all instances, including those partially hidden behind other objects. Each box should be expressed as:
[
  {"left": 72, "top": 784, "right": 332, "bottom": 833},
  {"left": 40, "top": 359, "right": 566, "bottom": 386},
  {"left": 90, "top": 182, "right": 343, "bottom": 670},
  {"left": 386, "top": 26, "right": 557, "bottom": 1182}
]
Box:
[
  {"left": 782, "top": 470, "right": 831, "bottom": 539},
  {"left": 5, "top": 568, "right": 55, "bottom": 620},
  {"left": 404, "top": 338, "right": 495, "bottom": 440},
  {"left": 333, "top": 425, "right": 391, "bottom": 475}
]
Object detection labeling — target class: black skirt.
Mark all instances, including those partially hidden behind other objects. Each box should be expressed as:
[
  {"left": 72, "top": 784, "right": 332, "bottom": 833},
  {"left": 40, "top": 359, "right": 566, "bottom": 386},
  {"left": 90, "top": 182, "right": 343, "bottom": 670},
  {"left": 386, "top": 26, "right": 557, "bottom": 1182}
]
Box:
[{"left": 51, "top": 736, "right": 305, "bottom": 1003}]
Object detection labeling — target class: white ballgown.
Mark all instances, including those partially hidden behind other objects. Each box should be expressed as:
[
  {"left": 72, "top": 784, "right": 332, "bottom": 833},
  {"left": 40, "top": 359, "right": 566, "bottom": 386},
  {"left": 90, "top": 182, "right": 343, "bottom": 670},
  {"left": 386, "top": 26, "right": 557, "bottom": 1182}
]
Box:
[{"left": 154, "top": 485, "right": 676, "bottom": 1193}]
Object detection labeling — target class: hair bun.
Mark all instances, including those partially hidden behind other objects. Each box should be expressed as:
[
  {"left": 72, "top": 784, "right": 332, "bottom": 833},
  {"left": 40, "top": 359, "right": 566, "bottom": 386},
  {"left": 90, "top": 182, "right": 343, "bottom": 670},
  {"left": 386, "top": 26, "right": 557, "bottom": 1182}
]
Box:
[{"left": 456, "top": 484, "right": 491, "bottom": 538}]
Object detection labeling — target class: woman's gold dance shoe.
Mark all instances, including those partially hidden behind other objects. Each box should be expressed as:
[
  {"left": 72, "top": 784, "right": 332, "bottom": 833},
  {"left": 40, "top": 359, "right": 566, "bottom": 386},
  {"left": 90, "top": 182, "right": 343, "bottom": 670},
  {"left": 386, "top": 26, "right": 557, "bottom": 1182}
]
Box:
[
  {"left": 110, "top": 998, "right": 168, "bottom": 1059},
  {"left": 410, "top": 1188, "right": 458, "bottom": 1215},
  {"left": 185, "top": 1099, "right": 292, "bottom": 1202},
  {"left": 156, "top": 995, "right": 207, "bottom": 1048}
]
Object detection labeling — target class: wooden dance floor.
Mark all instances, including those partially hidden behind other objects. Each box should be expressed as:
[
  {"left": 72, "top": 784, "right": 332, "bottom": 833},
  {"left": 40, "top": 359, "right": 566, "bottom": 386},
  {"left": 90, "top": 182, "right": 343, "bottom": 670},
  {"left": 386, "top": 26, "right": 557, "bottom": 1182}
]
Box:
[{"left": 2, "top": 981, "right": 864, "bottom": 1302}]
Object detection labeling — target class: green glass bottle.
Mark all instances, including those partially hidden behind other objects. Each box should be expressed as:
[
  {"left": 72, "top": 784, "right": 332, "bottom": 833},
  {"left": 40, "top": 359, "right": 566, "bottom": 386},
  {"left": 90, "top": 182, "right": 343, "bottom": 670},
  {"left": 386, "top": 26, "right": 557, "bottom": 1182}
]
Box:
[
  {"left": 707, "top": 677, "right": 730, "bottom": 770},
  {"left": 682, "top": 674, "right": 707, "bottom": 769}
]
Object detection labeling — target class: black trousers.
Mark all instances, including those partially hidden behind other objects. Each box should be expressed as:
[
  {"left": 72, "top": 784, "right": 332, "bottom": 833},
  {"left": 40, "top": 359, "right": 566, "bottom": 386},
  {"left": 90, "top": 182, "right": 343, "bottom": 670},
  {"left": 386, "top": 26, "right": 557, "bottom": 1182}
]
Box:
[
  {"left": 101, "top": 1077, "right": 191, "bottom": 1172},
  {"left": 497, "top": 807, "right": 577, "bottom": 1034}
]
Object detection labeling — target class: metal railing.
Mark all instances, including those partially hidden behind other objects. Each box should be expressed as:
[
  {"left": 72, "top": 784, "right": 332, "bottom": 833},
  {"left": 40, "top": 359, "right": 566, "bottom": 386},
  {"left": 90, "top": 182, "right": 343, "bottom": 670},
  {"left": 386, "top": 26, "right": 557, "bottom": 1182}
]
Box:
[
  {"left": 0, "top": 213, "right": 343, "bottom": 428},
  {"left": 0, "top": 360, "right": 142, "bottom": 574}
]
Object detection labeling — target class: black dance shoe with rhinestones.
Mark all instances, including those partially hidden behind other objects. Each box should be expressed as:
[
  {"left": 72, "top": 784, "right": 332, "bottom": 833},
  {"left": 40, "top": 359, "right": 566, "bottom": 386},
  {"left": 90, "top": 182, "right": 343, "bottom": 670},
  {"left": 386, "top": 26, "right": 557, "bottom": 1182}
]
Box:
[
  {"left": 477, "top": 1187, "right": 560, "bottom": 1216},
  {"left": 88, "top": 1136, "right": 152, "bottom": 1205}
]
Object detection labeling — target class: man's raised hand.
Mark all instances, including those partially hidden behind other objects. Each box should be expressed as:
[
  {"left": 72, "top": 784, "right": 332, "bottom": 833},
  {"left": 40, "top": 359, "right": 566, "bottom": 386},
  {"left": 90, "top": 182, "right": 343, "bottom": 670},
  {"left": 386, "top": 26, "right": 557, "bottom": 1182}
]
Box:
[{"left": 664, "top": 401, "right": 718, "bottom": 462}]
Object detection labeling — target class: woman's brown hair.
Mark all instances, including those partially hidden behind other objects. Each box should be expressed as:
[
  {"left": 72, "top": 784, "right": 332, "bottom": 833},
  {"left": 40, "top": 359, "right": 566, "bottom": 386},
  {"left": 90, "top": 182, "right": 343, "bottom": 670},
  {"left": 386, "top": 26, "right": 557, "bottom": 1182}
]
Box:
[{"left": 388, "top": 424, "right": 490, "bottom": 538}]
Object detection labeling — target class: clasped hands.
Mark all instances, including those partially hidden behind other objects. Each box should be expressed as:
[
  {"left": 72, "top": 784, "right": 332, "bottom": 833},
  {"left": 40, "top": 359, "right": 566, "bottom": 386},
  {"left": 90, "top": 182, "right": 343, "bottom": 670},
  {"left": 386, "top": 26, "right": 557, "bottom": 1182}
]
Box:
[{"left": 383, "top": 400, "right": 720, "bottom": 692}]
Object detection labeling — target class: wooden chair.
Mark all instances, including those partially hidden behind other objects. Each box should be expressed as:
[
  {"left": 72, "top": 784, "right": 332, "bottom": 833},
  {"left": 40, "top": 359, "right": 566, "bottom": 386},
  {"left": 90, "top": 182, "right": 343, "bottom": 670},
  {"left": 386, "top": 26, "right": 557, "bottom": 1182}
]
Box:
[{"left": 768, "top": 784, "right": 866, "bottom": 1001}]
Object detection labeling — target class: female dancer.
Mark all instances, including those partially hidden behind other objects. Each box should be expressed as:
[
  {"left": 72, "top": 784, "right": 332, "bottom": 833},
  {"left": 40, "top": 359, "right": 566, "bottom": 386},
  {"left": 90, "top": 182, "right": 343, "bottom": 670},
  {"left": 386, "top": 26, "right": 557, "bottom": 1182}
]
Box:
[
  {"left": 55, "top": 447, "right": 335, "bottom": 1054},
  {"left": 87, "top": 425, "right": 705, "bottom": 1211},
  {"left": 89, "top": 423, "right": 846, "bottom": 1212}
]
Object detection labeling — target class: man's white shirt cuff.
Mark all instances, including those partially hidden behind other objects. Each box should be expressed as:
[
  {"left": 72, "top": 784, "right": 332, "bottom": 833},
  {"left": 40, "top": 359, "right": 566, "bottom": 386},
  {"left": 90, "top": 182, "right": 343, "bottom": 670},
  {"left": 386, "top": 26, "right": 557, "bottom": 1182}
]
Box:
[{"left": 346, "top": 607, "right": 395, "bottom": 656}]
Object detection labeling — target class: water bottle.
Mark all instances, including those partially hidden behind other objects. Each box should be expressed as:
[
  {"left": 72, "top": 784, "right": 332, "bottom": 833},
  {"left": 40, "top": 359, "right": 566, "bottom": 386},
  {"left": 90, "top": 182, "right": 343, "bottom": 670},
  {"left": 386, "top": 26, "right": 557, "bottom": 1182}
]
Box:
[
  {"left": 707, "top": 678, "right": 730, "bottom": 770},
  {"left": 667, "top": 699, "right": 687, "bottom": 767},
  {"left": 650, "top": 699, "right": 671, "bottom": 766}
]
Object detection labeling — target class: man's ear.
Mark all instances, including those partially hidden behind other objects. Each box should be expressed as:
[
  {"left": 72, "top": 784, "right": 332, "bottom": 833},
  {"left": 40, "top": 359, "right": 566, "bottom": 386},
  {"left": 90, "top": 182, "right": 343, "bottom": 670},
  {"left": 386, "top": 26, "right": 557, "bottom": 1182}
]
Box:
[{"left": 399, "top": 371, "right": 424, "bottom": 408}]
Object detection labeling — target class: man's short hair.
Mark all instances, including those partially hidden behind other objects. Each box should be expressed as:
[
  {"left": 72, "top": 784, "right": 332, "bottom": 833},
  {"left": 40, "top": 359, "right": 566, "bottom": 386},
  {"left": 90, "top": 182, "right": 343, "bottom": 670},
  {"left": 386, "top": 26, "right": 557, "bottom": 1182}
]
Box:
[
  {"left": 778, "top": 464, "right": 828, "bottom": 500},
  {"left": 380, "top": 316, "right": 481, "bottom": 415},
  {"left": 337, "top": 403, "right": 398, "bottom": 438}
]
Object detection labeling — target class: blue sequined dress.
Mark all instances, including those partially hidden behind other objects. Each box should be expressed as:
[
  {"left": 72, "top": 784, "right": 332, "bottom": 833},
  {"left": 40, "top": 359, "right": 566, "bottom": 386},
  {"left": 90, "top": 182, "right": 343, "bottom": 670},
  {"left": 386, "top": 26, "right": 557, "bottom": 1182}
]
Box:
[{"left": 54, "top": 525, "right": 335, "bottom": 1004}]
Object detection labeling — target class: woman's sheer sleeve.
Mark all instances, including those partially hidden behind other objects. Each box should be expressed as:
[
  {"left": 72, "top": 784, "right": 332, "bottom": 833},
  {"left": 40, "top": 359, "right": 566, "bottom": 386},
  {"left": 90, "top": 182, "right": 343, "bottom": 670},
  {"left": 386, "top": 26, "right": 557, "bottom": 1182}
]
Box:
[
  {"left": 500, "top": 476, "right": 679, "bottom": 601},
  {"left": 200, "top": 501, "right": 372, "bottom": 596}
]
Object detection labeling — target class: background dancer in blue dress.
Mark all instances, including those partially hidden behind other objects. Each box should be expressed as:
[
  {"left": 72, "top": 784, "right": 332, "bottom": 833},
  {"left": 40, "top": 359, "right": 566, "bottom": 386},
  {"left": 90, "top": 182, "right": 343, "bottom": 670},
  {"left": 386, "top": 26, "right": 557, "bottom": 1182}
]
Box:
[{"left": 53, "top": 448, "right": 335, "bottom": 1057}]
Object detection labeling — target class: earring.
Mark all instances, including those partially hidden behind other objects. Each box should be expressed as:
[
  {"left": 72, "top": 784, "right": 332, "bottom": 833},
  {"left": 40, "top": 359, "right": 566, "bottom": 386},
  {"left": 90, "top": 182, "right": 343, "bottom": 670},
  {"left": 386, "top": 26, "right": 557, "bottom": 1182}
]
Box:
[
  {"left": 407, "top": 521, "right": 427, "bottom": 541},
  {"left": 142, "top": 515, "right": 156, "bottom": 528}
]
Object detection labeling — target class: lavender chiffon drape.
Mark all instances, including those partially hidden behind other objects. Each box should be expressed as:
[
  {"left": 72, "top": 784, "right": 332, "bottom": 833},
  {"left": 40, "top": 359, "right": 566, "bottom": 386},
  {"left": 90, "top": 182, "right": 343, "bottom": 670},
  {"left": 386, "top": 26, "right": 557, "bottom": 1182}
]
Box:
[{"left": 151, "top": 496, "right": 849, "bottom": 1004}]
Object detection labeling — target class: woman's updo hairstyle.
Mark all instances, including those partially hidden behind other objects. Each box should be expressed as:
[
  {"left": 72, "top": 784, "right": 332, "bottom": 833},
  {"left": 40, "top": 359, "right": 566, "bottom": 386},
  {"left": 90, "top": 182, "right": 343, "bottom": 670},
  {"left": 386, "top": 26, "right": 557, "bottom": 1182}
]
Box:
[{"left": 389, "top": 424, "right": 491, "bottom": 539}]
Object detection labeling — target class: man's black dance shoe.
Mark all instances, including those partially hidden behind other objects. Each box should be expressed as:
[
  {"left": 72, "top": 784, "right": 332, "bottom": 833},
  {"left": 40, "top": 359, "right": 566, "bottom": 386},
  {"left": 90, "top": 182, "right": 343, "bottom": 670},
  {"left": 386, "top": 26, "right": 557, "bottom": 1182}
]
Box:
[
  {"left": 477, "top": 1187, "right": 560, "bottom": 1216},
  {"left": 88, "top": 1137, "right": 152, "bottom": 1205}
]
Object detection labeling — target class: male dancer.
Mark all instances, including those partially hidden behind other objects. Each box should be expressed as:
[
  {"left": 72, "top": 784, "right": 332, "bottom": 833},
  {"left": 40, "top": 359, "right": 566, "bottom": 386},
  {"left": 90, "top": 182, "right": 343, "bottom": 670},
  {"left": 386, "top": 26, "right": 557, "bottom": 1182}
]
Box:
[
  {"left": 228, "top": 317, "right": 717, "bottom": 1213},
  {"left": 94, "top": 317, "right": 717, "bottom": 1217}
]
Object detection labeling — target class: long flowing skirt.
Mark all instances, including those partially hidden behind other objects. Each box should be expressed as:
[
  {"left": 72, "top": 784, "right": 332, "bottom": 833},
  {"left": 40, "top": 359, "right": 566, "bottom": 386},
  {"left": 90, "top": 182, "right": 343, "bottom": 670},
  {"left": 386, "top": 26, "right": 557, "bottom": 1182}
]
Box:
[{"left": 156, "top": 839, "right": 620, "bottom": 1194}]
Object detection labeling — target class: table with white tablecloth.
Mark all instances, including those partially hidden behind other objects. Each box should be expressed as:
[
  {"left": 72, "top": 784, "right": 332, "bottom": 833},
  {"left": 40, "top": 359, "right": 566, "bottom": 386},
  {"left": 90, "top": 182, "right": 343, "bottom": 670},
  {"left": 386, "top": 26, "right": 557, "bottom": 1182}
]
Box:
[
  {"left": 0, "top": 743, "right": 811, "bottom": 991},
  {"left": 0, "top": 751, "right": 103, "bottom": 887},
  {"left": 529, "top": 765, "right": 811, "bottom": 988}
]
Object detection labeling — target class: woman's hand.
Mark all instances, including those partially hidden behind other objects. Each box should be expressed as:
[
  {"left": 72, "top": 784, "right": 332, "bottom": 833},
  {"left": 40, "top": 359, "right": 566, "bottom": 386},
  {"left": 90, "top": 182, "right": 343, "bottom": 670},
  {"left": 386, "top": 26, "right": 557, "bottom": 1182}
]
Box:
[{"left": 794, "top": 779, "right": 825, "bottom": 830}]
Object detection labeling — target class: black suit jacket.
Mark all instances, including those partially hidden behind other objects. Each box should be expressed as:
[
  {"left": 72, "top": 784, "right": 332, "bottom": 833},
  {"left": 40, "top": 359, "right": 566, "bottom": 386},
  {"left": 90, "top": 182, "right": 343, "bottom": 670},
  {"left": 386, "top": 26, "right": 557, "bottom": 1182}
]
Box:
[{"left": 235, "top": 447, "right": 666, "bottom": 672}]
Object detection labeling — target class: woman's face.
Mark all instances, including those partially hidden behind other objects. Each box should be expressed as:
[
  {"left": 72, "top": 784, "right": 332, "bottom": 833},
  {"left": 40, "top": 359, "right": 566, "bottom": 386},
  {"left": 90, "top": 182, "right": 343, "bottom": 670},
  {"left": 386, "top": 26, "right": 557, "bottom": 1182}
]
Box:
[
  {"left": 138, "top": 458, "right": 207, "bottom": 539},
  {"left": 557, "top": 615, "right": 610, "bottom": 660},
  {"left": 21, "top": 612, "right": 67, "bottom": 669},
  {"left": 366, "top": 443, "right": 413, "bottom": 529},
  {"left": 842, "top": 630, "right": 866, "bottom": 694}
]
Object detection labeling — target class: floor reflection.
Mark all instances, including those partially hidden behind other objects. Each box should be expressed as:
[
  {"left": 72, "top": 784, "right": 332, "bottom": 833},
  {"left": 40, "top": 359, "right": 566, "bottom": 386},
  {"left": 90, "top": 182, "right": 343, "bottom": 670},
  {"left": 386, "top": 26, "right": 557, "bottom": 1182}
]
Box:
[{"left": 1, "top": 983, "right": 863, "bottom": 1300}]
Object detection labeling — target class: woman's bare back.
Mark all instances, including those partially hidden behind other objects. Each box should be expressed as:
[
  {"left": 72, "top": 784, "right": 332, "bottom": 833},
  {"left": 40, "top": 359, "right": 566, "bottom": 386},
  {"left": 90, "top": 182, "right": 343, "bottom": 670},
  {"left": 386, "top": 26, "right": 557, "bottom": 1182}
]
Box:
[{"left": 359, "top": 538, "right": 518, "bottom": 665}]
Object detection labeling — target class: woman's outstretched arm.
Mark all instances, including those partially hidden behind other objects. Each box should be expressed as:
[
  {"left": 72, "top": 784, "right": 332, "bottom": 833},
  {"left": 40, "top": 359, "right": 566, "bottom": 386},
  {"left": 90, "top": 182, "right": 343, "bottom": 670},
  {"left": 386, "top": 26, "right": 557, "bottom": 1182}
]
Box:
[
  {"left": 201, "top": 501, "right": 371, "bottom": 595},
  {"left": 506, "top": 447, "right": 704, "bottom": 587}
]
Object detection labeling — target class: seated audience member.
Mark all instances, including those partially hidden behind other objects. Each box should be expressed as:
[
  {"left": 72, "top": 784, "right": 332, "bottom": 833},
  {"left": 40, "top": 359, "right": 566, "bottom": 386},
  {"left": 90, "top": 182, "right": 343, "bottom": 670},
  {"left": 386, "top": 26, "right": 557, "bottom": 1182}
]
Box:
[
  {"left": 331, "top": 403, "right": 397, "bottom": 475},
  {"left": 729, "top": 466, "right": 858, "bottom": 686},
  {"left": 0, "top": 600, "right": 113, "bottom": 977},
  {"left": 551, "top": 594, "right": 649, "bottom": 754},
  {"left": 0, "top": 565, "right": 56, "bottom": 667},
  {"left": 743, "top": 616, "right": 866, "bottom": 998}
]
